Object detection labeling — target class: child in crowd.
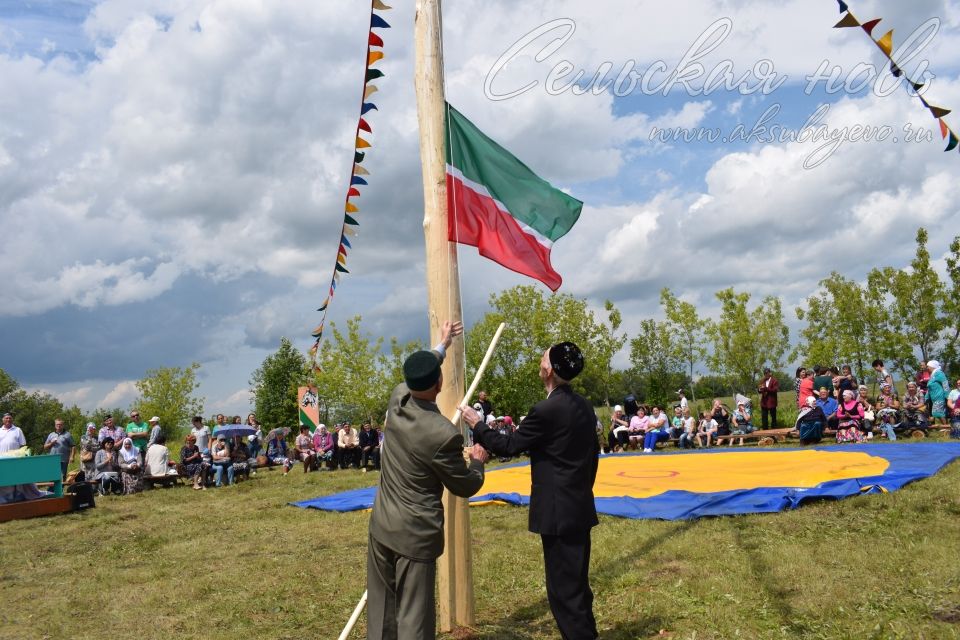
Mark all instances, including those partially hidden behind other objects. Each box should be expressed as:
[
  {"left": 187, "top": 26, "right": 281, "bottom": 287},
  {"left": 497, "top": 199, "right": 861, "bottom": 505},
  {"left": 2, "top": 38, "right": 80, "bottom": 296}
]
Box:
[{"left": 697, "top": 411, "right": 717, "bottom": 448}]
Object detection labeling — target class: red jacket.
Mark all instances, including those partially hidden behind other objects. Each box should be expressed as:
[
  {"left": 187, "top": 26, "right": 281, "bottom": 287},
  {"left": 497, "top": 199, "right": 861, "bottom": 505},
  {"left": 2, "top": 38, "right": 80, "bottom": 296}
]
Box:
[{"left": 759, "top": 375, "right": 779, "bottom": 408}]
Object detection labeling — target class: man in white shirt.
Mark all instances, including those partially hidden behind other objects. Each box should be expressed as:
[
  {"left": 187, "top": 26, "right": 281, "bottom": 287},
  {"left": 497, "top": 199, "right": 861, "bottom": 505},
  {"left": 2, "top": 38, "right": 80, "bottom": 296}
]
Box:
[{"left": 0, "top": 413, "right": 44, "bottom": 503}]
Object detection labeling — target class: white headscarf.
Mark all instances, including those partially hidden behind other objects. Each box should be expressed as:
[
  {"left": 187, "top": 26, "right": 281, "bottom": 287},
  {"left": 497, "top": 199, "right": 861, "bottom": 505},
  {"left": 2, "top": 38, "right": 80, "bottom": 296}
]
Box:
[
  {"left": 928, "top": 360, "right": 941, "bottom": 371},
  {"left": 119, "top": 437, "right": 139, "bottom": 463}
]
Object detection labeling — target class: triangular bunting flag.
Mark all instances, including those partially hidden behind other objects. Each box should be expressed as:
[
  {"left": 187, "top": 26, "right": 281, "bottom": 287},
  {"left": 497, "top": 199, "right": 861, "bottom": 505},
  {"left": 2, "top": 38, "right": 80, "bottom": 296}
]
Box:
[
  {"left": 344, "top": 214, "right": 360, "bottom": 226},
  {"left": 919, "top": 94, "right": 930, "bottom": 109},
  {"left": 370, "top": 15, "right": 391, "bottom": 29},
  {"left": 369, "top": 32, "right": 384, "bottom": 48},
  {"left": 364, "top": 85, "right": 379, "bottom": 99},
  {"left": 338, "top": 243, "right": 348, "bottom": 257},
  {"left": 930, "top": 105, "right": 952, "bottom": 119},
  {"left": 348, "top": 187, "right": 361, "bottom": 197},
  {"left": 312, "top": 324, "right": 325, "bottom": 337},
  {"left": 337, "top": 254, "right": 347, "bottom": 267},
  {"left": 372, "top": 0, "right": 392, "bottom": 10},
  {"left": 912, "top": 82, "right": 925, "bottom": 92},
  {"left": 890, "top": 61, "right": 902, "bottom": 78},
  {"left": 946, "top": 131, "right": 959, "bottom": 152},
  {"left": 361, "top": 102, "right": 378, "bottom": 115},
  {"left": 341, "top": 235, "right": 352, "bottom": 248},
  {"left": 308, "top": 343, "right": 319, "bottom": 356},
  {"left": 366, "top": 69, "right": 385, "bottom": 82},
  {"left": 355, "top": 151, "right": 366, "bottom": 164},
  {"left": 353, "top": 164, "right": 370, "bottom": 175},
  {"left": 834, "top": 13, "right": 860, "bottom": 28},
  {"left": 358, "top": 118, "right": 372, "bottom": 133},
  {"left": 861, "top": 19, "right": 881, "bottom": 36},
  {"left": 317, "top": 301, "right": 329, "bottom": 312},
  {"left": 346, "top": 202, "right": 359, "bottom": 213},
  {"left": 940, "top": 119, "right": 949, "bottom": 139},
  {"left": 876, "top": 29, "right": 893, "bottom": 57},
  {"left": 335, "top": 263, "right": 349, "bottom": 274},
  {"left": 333, "top": 272, "right": 341, "bottom": 284},
  {"left": 356, "top": 136, "right": 372, "bottom": 149},
  {"left": 368, "top": 51, "right": 384, "bottom": 65},
  {"left": 343, "top": 226, "right": 357, "bottom": 237},
  {"left": 351, "top": 176, "right": 368, "bottom": 186}
]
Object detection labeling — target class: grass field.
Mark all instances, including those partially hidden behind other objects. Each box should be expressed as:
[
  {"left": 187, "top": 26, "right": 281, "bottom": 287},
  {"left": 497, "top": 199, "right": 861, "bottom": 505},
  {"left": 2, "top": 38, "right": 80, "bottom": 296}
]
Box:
[{"left": 2, "top": 439, "right": 960, "bottom": 640}]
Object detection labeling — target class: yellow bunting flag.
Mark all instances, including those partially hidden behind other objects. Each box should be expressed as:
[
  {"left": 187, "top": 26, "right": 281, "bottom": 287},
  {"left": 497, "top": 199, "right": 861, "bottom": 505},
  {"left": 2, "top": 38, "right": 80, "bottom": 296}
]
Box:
[
  {"left": 346, "top": 202, "right": 359, "bottom": 213},
  {"left": 368, "top": 51, "right": 384, "bottom": 65},
  {"left": 356, "top": 137, "right": 371, "bottom": 149},
  {"left": 876, "top": 30, "right": 893, "bottom": 57},
  {"left": 834, "top": 13, "right": 860, "bottom": 28}
]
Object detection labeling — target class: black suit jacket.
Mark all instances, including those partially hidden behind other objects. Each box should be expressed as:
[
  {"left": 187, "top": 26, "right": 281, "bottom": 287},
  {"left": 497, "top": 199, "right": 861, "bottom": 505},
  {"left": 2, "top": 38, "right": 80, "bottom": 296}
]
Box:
[{"left": 472, "top": 384, "right": 599, "bottom": 536}]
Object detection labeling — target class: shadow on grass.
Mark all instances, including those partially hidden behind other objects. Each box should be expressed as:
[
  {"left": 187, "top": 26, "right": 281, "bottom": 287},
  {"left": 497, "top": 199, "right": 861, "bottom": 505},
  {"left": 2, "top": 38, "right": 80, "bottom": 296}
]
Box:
[{"left": 472, "top": 520, "right": 697, "bottom": 639}]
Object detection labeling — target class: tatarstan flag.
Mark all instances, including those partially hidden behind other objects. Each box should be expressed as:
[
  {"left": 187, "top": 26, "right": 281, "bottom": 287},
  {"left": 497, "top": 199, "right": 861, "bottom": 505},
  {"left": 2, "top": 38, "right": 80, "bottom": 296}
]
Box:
[{"left": 445, "top": 104, "right": 583, "bottom": 291}]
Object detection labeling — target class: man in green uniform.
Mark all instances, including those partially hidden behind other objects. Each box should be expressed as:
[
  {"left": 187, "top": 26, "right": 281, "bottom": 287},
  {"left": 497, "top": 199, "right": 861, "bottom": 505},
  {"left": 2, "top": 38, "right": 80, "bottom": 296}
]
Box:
[{"left": 366, "top": 320, "right": 488, "bottom": 640}]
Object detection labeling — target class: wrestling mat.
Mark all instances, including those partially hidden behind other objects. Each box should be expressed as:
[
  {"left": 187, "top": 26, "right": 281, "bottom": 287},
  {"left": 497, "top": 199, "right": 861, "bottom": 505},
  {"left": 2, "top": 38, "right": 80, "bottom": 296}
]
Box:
[{"left": 291, "top": 442, "right": 960, "bottom": 521}]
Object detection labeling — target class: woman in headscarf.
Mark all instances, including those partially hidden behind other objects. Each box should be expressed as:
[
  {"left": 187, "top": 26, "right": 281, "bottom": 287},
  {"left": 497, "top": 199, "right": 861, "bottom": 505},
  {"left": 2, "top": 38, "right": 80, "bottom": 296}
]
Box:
[
  {"left": 795, "top": 396, "right": 826, "bottom": 445},
  {"left": 117, "top": 437, "right": 143, "bottom": 494},
  {"left": 246, "top": 413, "right": 263, "bottom": 459},
  {"left": 627, "top": 406, "right": 649, "bottom": 451},
  {"left": 313, "top": 424, "right": 335, "bottom": 470},
  {"left": 94, "top": 437, "right": 122, "bottom": 495},
  {"left": 266, "top": 430, "right": 293, "bottom": 475},
  {"left": 79, "top": 422, "right": 100, "bottom": 480},
  {"left": 180, "top": 434, "right": 208, "bottom": 490},
  {"left": 926, "top": 360, "right": 949, "bottom": 427},
  {"left": 836, "top": 389, "right": 865, "bottom": 443}
]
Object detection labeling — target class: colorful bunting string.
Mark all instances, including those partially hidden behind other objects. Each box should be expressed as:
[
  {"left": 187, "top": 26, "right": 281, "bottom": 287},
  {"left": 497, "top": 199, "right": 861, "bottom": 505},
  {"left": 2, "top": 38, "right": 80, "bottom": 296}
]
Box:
[
  {"left": 309, "top": 0, "right": 392, "bottom": 369},
  {"left": 831, "top": 1, "right": 958, "bottom": 154}
]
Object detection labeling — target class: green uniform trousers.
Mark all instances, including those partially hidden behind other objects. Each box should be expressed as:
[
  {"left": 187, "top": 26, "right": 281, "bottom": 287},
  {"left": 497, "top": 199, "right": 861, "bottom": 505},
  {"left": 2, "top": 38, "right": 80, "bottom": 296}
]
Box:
[{"left": 366, "top": 533, "right": 436, "bottom": 640}]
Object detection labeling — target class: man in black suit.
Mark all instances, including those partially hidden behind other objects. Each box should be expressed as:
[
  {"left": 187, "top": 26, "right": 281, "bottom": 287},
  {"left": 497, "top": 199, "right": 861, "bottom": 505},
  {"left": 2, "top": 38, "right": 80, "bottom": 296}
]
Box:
[{"left": 464, "top": 341, "right": 599, "bottom": 640}]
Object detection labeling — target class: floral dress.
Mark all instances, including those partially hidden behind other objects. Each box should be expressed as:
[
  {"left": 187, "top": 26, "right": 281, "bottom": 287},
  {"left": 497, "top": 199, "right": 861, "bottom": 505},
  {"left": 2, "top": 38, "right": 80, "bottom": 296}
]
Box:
[
  {"left": 79, "top": 434, "right": 100, "bottom": 480},
  {"left": 180, "top": 444, "right": 208, "bottom": 481}
]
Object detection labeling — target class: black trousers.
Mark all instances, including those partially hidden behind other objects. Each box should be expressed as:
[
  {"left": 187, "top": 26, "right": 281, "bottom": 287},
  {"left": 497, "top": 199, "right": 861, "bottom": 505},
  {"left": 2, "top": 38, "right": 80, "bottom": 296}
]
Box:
[
  {"left": 761, "top": 407, "right": 777, "bottom": 429},
  {"left": 541, "top": 530, "right": 598, "bottom": 640}
]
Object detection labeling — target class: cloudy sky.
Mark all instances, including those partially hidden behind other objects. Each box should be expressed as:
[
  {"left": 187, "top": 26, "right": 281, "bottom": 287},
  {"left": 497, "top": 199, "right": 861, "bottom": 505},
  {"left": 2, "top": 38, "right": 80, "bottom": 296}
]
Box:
[{"left": 2, "top": 0, "right": 959, "bottom": 417}]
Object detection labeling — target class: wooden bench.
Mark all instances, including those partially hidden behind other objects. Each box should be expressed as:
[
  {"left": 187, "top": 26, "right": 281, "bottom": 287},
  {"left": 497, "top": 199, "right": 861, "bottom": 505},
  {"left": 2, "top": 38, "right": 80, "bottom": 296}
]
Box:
[
  {"left": 143, "top": 473, "right": 183, "bottom": 489},
  {"left": 715, "top": 428, "right": 796, "bottom": 447},
  {"left": 0, "top": 455, "right": 73, "bottom": 522}
]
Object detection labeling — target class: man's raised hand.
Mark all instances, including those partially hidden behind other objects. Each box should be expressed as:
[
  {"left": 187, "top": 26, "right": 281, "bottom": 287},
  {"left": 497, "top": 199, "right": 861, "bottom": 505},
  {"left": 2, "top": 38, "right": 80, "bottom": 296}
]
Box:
[{"left": 439, "top": 320, "right": 464, "bottom": 350}]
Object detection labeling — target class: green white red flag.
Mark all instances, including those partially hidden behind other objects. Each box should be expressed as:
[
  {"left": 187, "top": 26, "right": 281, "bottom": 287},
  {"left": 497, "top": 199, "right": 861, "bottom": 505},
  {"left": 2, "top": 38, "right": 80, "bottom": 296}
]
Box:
[{"left": 445, "top": 104, "right": 583, "bottom": 291}]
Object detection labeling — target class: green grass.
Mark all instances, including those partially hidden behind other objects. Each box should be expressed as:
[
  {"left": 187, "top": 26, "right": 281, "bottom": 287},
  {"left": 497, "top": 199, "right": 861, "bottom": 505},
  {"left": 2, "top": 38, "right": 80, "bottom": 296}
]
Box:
[{"left": 2, "top": 440, "right": 960, "bottom": 640}]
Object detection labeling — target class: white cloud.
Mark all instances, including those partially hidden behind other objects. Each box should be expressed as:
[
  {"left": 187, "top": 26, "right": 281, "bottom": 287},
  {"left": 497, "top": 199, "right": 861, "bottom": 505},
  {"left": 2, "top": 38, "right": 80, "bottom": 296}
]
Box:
[{"left": 98, "top": 380, "right": 138, "bottom": 408}]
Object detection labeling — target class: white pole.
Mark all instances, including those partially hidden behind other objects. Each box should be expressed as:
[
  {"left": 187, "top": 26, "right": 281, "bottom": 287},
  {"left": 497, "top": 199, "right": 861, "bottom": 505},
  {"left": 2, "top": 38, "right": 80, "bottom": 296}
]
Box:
[{"left": 337, "top": 322, "right": 507, "bottom": 639}]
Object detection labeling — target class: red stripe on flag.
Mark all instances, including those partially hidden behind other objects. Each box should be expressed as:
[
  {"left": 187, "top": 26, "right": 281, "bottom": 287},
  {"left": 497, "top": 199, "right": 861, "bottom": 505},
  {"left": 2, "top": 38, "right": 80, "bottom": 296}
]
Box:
[{"left": 446, "top": 172, "right": 562, "bottom": 291}]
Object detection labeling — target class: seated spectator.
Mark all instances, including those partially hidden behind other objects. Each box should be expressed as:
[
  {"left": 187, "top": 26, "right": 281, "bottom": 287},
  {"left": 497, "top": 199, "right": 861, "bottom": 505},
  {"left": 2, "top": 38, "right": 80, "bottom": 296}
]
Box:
[
  {"left": 313, "top": 424, "right": 336, "bottom": 470},
  {"left": 94, "top": 437, "right": 123, "bottom": 495},
  {"left": 669, "top": 406, "right": 684, "bottom": 439},
  {"left": 627, "top": 407, "right": 649, "bottom": 451},
  {"left": 294, "top": 426, "right": 317, "bottom": 473},
  {"left": 609, "top": 405, "right": 629, "bottom": 452},
  {"left": 795, "top": 396, "right": 826, "bottom": 445},
  {"left": 948, "top": 378, "right": 960, "bottom": 440},
  {"left": 731, "top": 400, "right": 754, "bottom": 436},
  {"left": 697, "top": 411, "right": 718, "bottom": 448},
  {"left": 815, "top": 387, "right": 839, "bottom": 431},
  {"left": 210, "top": 435, "right": 234, "bottom": 487},
  {"left": 180, "top": 434, "right": 209, "bottom": 490},
  {"left": 902, "top": 382, "right": 928, "bottom": 429},
  {"left": 359, "top": 422, "right": 381, "bottom": 470},
  {"left": 496, "top": 417, "right": 514, "bottom": 462},
  {"left": 711, "top": 400, "right": 732, "bottom": 438},
  {"left": 266, "top": 431, "right": 293, "bottom": 475},
  {"left": 79, "top": 422, "right": 100, "bottom": 481},
  {"left": 678, "top": 407, "right": 697, "bottom": 449},
  {"left": 875, "top": 394, "right": 899, "bottom": 441},
  {"left": 117, "top": 438, "right": 143, "bottom": 494},
  {"left": 338, "top": 423, "right": 360, "bottom": 469},
  {"left": 231, "top": 436, "right": 252, "bottom": 480},
  {"left": 144, "top": 433, "right": 174, "bottom": 477},
  {"left": 857, "top": 386, "right": 876, "bottom": 439},
  {"left": 836, "top": 390, "right": 865, "bottom": 443},
  {"left": 642, "top": 406, "right": 670, "bottom": 453}
]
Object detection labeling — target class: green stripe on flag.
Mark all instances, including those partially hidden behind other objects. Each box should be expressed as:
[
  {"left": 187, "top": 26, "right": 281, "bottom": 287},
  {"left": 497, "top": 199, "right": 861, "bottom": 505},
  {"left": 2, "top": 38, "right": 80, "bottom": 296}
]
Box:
[{"left": 299, "top": 408, "right": 317, "bottom": 430}]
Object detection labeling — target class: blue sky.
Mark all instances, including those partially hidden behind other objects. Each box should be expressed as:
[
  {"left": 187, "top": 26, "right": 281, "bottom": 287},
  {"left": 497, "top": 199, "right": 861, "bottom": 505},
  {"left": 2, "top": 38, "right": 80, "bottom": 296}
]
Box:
[{"left": 2, "top": 0, "right": 959, "bottom": 418}]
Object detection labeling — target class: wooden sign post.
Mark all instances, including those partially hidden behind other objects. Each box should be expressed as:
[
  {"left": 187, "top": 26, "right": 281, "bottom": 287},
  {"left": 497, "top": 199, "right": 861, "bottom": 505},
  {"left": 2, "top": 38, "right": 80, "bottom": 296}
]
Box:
[{"left": 414, "top": 0, "right": 475, "bottom": 631}]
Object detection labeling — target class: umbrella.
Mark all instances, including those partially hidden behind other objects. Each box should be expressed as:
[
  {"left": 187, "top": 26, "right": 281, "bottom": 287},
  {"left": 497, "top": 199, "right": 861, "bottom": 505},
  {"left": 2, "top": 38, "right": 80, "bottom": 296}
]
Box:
[
  {"left": 266, "top": 427, "right": 291, "bottom": 442},
  {"left": 212, "top": 425, "right": 256, "bottom": 439}
]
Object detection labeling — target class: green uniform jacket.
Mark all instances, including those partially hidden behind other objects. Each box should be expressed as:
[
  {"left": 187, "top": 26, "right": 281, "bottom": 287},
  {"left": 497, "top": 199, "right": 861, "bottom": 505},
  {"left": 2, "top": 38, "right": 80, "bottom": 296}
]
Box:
[{"left": 369, "top": 360, "right": 485, "bottom": 562}]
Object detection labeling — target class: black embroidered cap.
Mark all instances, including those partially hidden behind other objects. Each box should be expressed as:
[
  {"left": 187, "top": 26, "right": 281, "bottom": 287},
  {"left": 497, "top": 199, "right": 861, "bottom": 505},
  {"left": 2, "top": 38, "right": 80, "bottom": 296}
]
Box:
[
  {"left": 549, "top": 342, "right": 584, "bottom": 381},
  {"left": 404, "top": 350, "right": 442, "bottom": 391}
]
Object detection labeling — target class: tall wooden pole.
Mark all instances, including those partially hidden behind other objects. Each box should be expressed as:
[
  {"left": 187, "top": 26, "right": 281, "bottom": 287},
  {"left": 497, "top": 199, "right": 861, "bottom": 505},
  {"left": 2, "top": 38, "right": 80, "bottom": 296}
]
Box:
[{"left": 414, "top": 0, "right": 475, "bottom": 631}]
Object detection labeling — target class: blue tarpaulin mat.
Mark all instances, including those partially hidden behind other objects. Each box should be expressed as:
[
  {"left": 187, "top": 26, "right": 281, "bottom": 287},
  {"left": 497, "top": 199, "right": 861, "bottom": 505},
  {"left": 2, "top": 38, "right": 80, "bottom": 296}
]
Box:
[{"left": 290, "top": 442, "right": 960, "bottom": 521}]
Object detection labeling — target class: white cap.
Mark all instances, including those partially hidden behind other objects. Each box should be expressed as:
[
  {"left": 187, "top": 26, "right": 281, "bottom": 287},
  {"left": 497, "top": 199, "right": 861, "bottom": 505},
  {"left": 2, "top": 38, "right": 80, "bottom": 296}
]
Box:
[
  {"left": 614, "top": 405, "right": 623, "bottom": 412},
  {"left": 149, "top": 416, "right": 160, "bottom": 423}
]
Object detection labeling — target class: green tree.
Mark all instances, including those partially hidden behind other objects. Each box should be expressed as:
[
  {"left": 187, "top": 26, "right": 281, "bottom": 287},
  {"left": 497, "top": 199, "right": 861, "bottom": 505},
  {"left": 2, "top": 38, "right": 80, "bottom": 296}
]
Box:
[
  {"left": 0, "top": 368, "right": 19, "bottom": 399},
  {"left": 134, "top": 363, "right": 205, "bottom": 439},
  {"left": 628, "top": 318, "right": 685, "bottom": 407},
  {"left": 942, "top": 234, "right": 960, "bottom": 371},
  {"left": 312, "top": 316, "right": 394, "bottom": 424},
  {"left": 660, "top": 288, "right": 708, "bottom": 404},
  {"left": 251, "top": 337, "right": 309, "bottom": 429},
  {"left": 706, "top": 288, "right": 789, "bottom": 393},
  {"left": 0, "top": 389, "right": 82, "bottom": 451},
  {"left": 465, "top": 286, "right": 623, "bottom": 416}
]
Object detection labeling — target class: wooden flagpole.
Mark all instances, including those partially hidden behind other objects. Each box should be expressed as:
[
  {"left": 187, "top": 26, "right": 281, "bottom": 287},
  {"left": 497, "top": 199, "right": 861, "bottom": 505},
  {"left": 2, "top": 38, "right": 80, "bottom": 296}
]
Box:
[{"left": 414, "top": 0, "right": 475, "bottom": 631}]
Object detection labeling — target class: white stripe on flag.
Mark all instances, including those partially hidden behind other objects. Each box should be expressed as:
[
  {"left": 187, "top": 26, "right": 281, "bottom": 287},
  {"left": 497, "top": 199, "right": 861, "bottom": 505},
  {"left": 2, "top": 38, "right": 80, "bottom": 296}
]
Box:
[{"left": 446, "top": 164, "right": 554, "bottom": 249}]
